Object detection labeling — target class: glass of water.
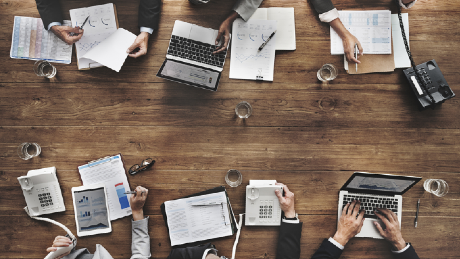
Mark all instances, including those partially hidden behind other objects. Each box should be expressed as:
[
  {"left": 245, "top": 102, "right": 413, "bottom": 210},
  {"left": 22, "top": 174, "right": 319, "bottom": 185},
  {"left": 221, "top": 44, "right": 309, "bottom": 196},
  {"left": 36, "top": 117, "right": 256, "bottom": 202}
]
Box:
[
  {"left": 18, "top": 142, "right": 42, "bottom": 160},
  {"left": 235, "top": 101, "right": 252, "bottom": 119},
  {"left": 33, "top": 60, "right": 56, "bottom": 78},
  {"left": 423, "top": 179, "right": 449, "bottom": 197},
  {"left": 225, "top": 169, "right": 242, "bottom": 187},
  {"left": 317, "top": 63, "right": 338, "bottom": 82}
]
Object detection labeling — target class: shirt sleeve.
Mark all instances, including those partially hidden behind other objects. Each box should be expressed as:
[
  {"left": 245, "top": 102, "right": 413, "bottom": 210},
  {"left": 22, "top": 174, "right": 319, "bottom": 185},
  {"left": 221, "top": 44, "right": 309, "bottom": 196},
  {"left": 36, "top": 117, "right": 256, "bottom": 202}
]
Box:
[
  {"left": 131, "top": 217, "right": 151, "bottom": 259},
  {"left": 328, "top": 237, "right": 345, "bottom": 250},
  {"left": 140, "top": 27, "right": 154, "bottom": 34},
  {"left": 48, "top": 22, "right": 62, "bottom": 30},
  {"left": 399, "top": 0, "right": 417, "bottom": 9}
]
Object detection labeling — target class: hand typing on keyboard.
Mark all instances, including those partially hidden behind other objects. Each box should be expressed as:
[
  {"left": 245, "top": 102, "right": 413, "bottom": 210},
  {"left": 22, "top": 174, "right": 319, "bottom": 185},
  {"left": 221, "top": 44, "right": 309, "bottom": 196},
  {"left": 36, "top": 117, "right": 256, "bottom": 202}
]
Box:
[{"left": 333, "top": 200, "right": 365, "bottom": 246}]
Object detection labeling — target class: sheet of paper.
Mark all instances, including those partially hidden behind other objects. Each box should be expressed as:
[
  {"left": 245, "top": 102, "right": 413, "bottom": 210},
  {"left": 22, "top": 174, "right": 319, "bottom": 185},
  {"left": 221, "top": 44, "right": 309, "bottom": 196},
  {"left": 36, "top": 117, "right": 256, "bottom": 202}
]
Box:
[
  {"left": 392, "top": 13, "right": 410, "bottom": 68},
  {"left": 78, "top": 154, "right": 132, "bottom": 221},
  {"left": 82, "top": 28, "right": 136, "bottom": 72},
  {"left": 70, "top": 3, "right": 118, "bottom": 69},
  {"left": 10, "top": 16, "right": 72, "bottom": 64},
  {"left": 230, "top": 19, "right": 277, "bottom": 81},
  {"left": 331, "top": 10, "right": 391, "bottom": 55},
  {"left": 164, "top": 192, "right": 233, "bottom": 246}
]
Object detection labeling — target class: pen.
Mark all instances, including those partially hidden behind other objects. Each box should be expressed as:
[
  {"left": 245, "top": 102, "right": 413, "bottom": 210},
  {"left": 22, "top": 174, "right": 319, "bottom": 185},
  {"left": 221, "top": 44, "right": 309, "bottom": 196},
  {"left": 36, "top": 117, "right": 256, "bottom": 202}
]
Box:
[
  {"left": 258, "top": 30, "right": 277, "bottom": 51},
  {"left": 355, "top": 43, "right": 358, "bottom": 72},
  {"left": 415, "top": 199, "right": 420, "bottom": 228},
  {"left": 124, "top": 190, "right": 145, "bottom": 195}
]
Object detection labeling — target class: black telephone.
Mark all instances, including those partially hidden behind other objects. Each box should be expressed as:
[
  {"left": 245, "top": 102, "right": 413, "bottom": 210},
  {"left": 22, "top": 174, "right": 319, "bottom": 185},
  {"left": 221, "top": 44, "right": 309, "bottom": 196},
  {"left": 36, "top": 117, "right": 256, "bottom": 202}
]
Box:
[{"left": 395, "top": 0, "right": 455, "bottom": 110}]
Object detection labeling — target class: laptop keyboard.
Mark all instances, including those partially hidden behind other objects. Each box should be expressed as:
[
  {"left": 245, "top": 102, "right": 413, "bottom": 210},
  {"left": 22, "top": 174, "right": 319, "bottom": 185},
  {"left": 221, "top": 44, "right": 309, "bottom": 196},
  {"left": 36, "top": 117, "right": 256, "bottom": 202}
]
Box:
[
  {"left": 167, "top": 35, "right": 227, "bottom": 68},
  {"left": 342, "top": 194, "right": 399, "bottom": 219}
]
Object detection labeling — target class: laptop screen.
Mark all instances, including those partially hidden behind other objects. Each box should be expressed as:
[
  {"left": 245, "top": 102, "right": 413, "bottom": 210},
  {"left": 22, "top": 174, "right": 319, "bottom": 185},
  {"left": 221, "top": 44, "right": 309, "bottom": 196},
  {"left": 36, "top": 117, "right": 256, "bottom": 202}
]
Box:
[{"left": 341, "top": 172, "right": 422, "bottom": 195}]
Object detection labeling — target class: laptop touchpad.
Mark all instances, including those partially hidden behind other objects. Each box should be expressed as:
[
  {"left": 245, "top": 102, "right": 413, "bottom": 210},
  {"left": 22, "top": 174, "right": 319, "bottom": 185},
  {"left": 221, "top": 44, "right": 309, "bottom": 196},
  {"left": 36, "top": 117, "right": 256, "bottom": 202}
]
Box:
[{"left": 189, "top": 25, "right": 217, "bottom": 44}]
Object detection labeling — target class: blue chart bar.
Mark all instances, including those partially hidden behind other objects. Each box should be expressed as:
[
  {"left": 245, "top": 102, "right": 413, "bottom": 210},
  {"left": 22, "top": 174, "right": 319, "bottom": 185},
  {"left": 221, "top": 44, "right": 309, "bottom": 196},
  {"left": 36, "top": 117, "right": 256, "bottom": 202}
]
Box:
[{"left": 115, "top": 183, "right": 130, "bottom": 209}]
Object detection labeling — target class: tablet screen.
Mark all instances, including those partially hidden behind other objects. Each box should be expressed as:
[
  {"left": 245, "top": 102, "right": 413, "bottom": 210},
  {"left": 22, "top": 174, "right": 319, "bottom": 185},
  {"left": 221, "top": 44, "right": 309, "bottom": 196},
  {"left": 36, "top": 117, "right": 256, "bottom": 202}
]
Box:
[{"left": 74, "top": 187, "right": 110, "bottom": 232}]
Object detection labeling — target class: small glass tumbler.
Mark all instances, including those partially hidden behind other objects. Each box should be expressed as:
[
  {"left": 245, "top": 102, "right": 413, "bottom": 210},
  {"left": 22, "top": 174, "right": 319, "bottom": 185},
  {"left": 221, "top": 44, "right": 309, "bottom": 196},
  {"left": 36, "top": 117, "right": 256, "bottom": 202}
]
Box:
[
  {"left": 235, "top": 101, "right": 252, "bottom": 119},
  {"left": 317, "top": 63, "right": 338, "bottom": 82},
  {"left": 34, "top": 60, "right": 56, "bottom": 78},
  {"left": 225, "top": 169, "right": 242, "bottom": 187},
  {"left": 18, "top": 142, "right": 41, "bottom": 160},
  {"left": 423, "top": 179, "right": 449, "bottom": 197}
]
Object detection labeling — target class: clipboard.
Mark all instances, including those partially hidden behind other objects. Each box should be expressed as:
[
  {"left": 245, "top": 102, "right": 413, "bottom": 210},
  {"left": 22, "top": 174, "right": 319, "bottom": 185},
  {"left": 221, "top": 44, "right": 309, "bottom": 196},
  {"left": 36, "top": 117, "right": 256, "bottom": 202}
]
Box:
[
  {"left": 77, "top": 154, "right": 133, "bottom": 221},
  {"left": 160, "top": 186, "right": 238, "bottom": 247}
]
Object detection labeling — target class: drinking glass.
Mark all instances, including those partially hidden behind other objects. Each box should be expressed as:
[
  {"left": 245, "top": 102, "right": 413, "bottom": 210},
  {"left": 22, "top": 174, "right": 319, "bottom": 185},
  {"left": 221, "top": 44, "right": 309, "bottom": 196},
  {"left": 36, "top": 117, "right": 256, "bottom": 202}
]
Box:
[
  {"left": 235, "top": 101, "right": 252, "bottom": 119},
  {"left": 33, "top": 60, "right": 56, "bottom": 78},
  {"left": 423, "top": 179, "right": 449, "bottom": 197},
  {"left": 18, "top": 142, "right": 41, "bottom": 160},
  {"left": 225, "top": 169, "right": 242, "bottom": 187},
  {"left": 317, "top": 63, "right": 338, "bottom": 82}
]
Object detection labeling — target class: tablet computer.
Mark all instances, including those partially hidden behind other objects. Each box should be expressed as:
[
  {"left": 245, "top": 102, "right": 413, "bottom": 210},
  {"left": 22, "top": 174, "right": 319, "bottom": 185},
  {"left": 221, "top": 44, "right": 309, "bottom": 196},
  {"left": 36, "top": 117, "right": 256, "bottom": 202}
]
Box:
[{"left": 71, "top": 184, "right": 112, "bottom": 237}]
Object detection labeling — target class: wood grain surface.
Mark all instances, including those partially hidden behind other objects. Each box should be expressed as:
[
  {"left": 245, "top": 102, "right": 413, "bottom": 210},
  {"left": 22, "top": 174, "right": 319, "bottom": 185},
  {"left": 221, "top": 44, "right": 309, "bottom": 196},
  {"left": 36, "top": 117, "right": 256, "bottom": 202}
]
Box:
[{"left": 1, "top": 0, "right": 459, "bottom": 258}]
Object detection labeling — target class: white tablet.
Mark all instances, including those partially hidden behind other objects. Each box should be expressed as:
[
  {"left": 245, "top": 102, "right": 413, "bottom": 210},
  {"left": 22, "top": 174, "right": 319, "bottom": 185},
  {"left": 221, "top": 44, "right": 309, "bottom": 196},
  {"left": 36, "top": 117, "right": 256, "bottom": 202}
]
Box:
[{"left": 71, "top": 184, "right": 112, "bottom": 237}]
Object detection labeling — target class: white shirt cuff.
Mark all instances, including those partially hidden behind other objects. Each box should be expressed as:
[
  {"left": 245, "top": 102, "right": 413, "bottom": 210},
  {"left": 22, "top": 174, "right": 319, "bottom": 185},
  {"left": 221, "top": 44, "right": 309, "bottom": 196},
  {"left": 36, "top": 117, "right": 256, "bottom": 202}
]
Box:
[
  {"left": 399, "top": 0, "right": 416, "bottom": 9},
  {"left": 328, "top": 237, "right": 345, "bottom": 250},
  {"left": 140, "top": 27, "right": 154, "bottom": 34},
  {"left": 282, "top": 218, "right": 300, "bottom": 224},
  {"left": 202, "top": 248, "right": 218, "bottom": 259},
  {"left": 392, "top": 243, "right": 411, "bottom": 254},
  {"left": 48, "top": 22, "right": 62, "bottom": 31},
  {"left": 319, "top": 8, "right": 340, "bottom": 23}
]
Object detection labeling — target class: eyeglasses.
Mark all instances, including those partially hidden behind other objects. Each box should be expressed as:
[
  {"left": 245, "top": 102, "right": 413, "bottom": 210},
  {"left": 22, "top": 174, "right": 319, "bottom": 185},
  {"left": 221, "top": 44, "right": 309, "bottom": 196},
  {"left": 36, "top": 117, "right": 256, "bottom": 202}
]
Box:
[{"left": 128, "top": 158, "right": 155, "bottom": 175}]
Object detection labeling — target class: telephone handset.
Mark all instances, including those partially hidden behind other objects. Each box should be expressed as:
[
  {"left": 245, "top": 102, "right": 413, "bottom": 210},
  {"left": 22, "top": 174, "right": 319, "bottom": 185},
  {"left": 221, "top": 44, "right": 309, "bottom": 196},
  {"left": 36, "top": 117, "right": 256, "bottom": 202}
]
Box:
[
  {"left": 395, "top": 0, "right": 455, "bottom": 110},
  {"left": 245, "top": 180, "right": 283, "bottom": 226},
  {"left": 18, "top": 167, "right": 65, "bottom": 216}
]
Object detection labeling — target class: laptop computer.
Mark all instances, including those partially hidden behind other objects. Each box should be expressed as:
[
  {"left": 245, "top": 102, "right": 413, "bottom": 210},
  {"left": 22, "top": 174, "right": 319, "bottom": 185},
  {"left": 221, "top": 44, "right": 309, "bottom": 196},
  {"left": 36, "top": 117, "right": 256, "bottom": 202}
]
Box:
[
  {"left": 156, "top": 20, "right": 229, "bottom": 91},
  {"left": 338, "top": 172, "right": 421, "bottom": 239}
]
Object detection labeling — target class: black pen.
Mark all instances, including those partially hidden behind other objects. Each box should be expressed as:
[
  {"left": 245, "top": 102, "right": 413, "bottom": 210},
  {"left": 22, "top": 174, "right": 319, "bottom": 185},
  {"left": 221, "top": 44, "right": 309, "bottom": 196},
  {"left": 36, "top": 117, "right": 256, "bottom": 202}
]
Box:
[
  {"left": 414, "top": 199, "right": 420, "bottom": 228},
  {"left": 258, "top": 30, "right": 277, "bottom": 51}
]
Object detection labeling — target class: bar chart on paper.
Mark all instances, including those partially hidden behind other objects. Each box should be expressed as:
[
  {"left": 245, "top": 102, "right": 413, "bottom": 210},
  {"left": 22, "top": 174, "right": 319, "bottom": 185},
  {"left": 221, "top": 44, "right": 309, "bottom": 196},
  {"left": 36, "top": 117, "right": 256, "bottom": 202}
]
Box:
[{"left": 230, "top": 19, "right": 277, "bottom": 81}]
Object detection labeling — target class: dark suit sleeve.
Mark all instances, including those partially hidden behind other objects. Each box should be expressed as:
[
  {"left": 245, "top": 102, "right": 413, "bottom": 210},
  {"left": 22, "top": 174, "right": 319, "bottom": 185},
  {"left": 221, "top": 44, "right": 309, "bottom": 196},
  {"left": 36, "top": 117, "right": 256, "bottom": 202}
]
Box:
[
  {"left": 392, "top": 244, "right": 420, "bottom": 259},
  {"left": 311, "top": 239, "right": 343, "bottom": 259},
  {"left": 310, "top": 0, "right": 335, "bottom": 14},
  {"left": 138, "top": 0, "right": 162, "bottom": 30},
  {"left": 276, "top": 222, "right": 303, "bottom": 259},
  {"left": 167, "top": 243, "right": 213, "bottom": 259},
  {"left": 35, "top": 0, "right": 64, "bottom": 30}
]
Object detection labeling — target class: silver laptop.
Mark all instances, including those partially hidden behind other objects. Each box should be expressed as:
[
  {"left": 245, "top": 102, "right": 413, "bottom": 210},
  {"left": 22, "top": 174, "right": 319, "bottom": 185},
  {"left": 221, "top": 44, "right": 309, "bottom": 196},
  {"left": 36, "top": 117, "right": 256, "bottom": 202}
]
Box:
[
  {"left": 156, "top": 20, "right": 229, "bottom": 91},
  {"left": 338, "top": 172, "right": 421, "bottom": 238}
]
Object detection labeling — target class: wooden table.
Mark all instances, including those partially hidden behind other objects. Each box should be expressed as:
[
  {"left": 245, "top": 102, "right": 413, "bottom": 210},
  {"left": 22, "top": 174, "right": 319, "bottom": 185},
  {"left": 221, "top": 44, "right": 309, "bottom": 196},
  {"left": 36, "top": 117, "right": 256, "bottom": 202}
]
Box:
[{"left": 1, "top": 0, "right": 459, "bottom": 258}]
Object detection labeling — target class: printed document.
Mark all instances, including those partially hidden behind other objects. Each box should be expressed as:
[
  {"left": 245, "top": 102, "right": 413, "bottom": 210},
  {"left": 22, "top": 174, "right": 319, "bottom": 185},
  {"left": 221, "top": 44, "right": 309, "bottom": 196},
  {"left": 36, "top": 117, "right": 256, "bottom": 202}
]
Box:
[
  {"left": 249, "top": 7, "right": 296, "bottom": 50},
  {"left": 78, "top": 154, "right": 132, "bottom": 221},
  {"left": 331, "top": 10, "right": 391, "bottom": 54},
  {"left": 10, "top": 16, "right": 72, "bottom": 64},
  {"left": 230, "top": 19, "right": 277, "bottom": 81},
  {"left": 164, "top": 192, "right": 233, "bottom": 246}
]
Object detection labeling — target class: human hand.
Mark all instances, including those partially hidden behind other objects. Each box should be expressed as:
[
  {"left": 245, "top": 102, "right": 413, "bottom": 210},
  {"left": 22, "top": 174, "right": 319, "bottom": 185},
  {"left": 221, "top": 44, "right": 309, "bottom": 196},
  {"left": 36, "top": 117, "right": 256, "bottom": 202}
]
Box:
[
  {"left": 274, "top": 183, "right": 296, "bottom": 218},
  {"left": 45, "top": 236, "right": 73, "bottom": 259},
  {"left": 341, "top": 33, "right": 363, "bottom": 64},
  {"left": 130, "top": 186, "right": 148, "bottom": 221},
  {"left": 374, "top": 208, "right": 406, "bottom": 251},
  {"left": 50, "top": 26, "right": 83, "bottom": 45},
  {"left": 127, "top": 32, "right": 150, "bottom": 58},
  {"left": 333, "top": 200, "right": 365, "bottom": 246}
]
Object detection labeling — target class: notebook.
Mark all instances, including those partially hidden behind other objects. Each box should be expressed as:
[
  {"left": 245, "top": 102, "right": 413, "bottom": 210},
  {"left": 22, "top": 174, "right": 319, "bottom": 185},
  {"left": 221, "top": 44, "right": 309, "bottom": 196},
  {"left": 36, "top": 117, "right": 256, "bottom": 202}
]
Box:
[
  {"left": 248, "top": 7, "right": 296, "bottom": 50},
  {"left": 156, "top": 20, "right": 228, "bottom": 91},
  {"left": 160, "top": 186, "right": 237, "bottom": 247}
]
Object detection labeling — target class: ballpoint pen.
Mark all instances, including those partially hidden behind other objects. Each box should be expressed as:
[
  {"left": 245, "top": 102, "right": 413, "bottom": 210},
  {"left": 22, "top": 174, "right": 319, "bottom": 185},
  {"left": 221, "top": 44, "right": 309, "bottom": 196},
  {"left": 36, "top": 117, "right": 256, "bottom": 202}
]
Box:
[
  {"left": 355, "top": 43, "right": 358, "bottom": 72},
  {"left": 258, "top": 30, "right": 277, "bottom": 51},
  {"left": 415, "top": 199, "right": 420, "bottom": 228}
]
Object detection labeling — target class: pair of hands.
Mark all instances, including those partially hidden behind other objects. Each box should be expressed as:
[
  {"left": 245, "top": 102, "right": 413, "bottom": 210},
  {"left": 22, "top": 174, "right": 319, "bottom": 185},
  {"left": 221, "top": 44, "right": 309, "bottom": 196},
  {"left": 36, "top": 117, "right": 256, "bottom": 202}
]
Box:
[
  {"left": 334, "top": 200, "right": 407, "bottom": 250},
  {"left": 50, "top": 26, "right": 149, "bottom": 58},
  {"left": 45, "top": 186, "right": 148, "bottom": 259}
]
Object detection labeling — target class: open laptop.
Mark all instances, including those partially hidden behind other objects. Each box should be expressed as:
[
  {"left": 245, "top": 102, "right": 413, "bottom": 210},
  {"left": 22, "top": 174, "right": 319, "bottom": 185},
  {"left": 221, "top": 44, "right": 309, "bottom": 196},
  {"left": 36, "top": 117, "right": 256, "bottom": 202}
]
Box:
[
  {"left": 156, "top": 20, "right": 229, "bottom": 91},
  {"left": 338, "top": 172, "right": 421, "bottom": 238}
]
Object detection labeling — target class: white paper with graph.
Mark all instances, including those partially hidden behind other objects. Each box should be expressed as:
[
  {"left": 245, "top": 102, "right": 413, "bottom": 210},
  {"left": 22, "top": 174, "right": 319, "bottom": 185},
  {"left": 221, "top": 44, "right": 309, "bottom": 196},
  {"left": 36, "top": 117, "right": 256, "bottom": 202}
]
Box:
[
  {"left": 230, "top": 19, "right": 277, "bottom": 81},
  {"left": 164, "top": 191, "right": 233, "bottom": 246}
]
